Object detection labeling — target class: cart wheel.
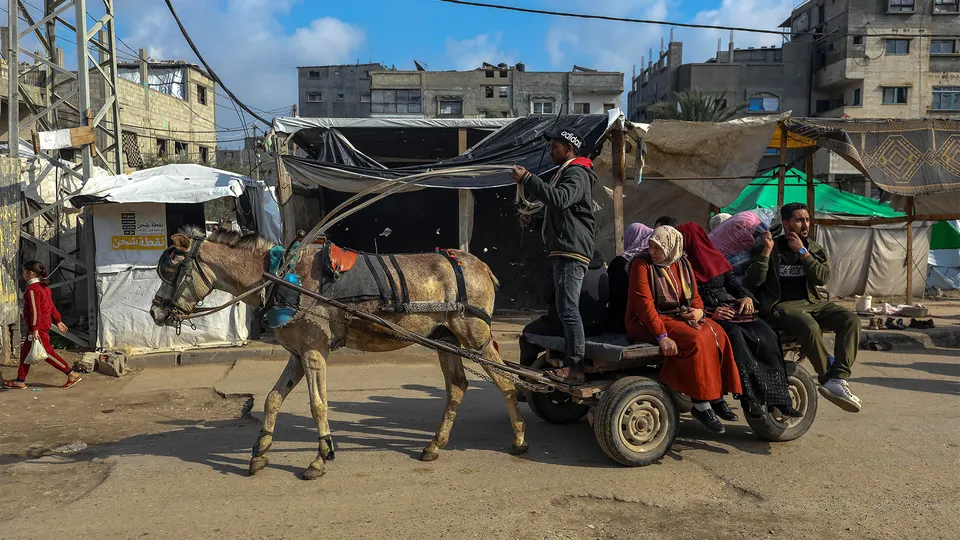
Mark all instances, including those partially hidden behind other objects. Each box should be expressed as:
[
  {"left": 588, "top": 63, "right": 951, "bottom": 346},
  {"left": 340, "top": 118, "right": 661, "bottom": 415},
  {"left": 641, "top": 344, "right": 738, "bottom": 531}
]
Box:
[
  {"left": 667, "top": 387, "right": 693, "bottom": 413},
  {"left": 593, "top": 376, "right": 678, "bottom": 467},
  {"left": 746, "top": 361, "right": 818, "bottom": 442},
  {"left": 522, "top": 354, "right": 588, "bottom": 424}
]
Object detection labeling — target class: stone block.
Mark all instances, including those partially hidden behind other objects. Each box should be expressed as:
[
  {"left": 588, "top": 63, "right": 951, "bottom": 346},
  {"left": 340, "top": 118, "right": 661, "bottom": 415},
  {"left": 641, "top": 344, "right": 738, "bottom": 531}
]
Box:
[
  {"left": 96, "top": 351, "right": 128, "bottom": 377},
  {"left": 73, "top": 352, "right": 98, "bottom": 373}
]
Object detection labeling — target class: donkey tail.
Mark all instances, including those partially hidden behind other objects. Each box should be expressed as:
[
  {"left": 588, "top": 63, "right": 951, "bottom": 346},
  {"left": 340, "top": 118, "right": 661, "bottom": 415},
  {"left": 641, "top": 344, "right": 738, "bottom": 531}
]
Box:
[{"left": 485, "top": 264, "right": 501, "bottom": 290}]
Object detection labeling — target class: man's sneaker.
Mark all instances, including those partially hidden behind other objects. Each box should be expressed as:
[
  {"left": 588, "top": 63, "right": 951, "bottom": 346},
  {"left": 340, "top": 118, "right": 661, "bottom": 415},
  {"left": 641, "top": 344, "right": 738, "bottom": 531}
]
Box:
[
  {"left": 818, "top": 379, "right": 862, "bottom": 413},
  {"left": 691, "top": 407, "right": 726, "bottom": 434}
]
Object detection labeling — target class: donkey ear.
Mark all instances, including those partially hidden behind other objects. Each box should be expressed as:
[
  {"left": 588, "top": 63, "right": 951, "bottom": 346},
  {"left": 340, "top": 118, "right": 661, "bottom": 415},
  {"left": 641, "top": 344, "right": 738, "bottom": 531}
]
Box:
[{"left": 171, "top": 233, "right": 192, "bottom": 252}]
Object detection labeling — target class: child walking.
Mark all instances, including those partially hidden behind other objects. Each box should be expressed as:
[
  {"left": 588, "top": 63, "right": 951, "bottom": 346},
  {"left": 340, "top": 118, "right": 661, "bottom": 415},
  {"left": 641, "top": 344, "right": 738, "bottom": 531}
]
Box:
[{"left": 3, "top": 261, "right": 81, "bottom": 389}]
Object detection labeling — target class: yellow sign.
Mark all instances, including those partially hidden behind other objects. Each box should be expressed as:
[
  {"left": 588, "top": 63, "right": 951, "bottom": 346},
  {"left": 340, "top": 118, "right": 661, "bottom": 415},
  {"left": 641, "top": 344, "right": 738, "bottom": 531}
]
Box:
[{"left": 111, "top": 235, "right": 167, "bottom": 250}]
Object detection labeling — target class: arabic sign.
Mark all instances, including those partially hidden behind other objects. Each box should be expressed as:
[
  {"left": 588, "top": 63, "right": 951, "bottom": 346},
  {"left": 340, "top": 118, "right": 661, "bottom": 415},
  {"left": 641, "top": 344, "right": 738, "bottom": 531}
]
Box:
[{"left": 93, "top": 203, "right": 170, "bottom": 272}]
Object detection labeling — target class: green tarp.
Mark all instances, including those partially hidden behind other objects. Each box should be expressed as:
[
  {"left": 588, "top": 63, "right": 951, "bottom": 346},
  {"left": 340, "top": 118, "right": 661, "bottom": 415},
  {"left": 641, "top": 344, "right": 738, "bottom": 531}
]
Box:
[
  {"left": 721, "top": 168, "right": 903, "bottom": 218},
  {"left": 930, "top": 220, "right": 960, "bottom": 251}
]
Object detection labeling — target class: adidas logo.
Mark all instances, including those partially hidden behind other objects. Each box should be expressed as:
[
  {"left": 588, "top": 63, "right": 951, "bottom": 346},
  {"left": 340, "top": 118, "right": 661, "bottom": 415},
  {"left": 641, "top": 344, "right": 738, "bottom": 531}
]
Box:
[{"left": 561, "top": 131, "right": 583, "bottom": 148}]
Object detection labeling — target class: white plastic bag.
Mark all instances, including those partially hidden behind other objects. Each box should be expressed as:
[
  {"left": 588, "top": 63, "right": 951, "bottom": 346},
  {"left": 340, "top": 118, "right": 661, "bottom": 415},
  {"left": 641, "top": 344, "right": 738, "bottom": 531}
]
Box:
[{"left": 25, "top": 335, "right": 48, "bottom": 364}]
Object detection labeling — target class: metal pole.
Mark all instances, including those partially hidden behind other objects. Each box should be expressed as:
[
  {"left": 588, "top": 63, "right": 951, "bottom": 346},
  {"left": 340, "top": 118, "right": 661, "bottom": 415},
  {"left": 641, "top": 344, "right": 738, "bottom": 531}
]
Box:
[
  {"left": 8, "top": 0, "right": 20, "bottom": 155},
  {"left": 805, "top": 150, "right": 816, "bottom": 238},
  {"left": 103, "top": 0, "right": 125, "bottom": 173},
  {"left": 75, "top": 0, "right": 92, "bottom": 181}
]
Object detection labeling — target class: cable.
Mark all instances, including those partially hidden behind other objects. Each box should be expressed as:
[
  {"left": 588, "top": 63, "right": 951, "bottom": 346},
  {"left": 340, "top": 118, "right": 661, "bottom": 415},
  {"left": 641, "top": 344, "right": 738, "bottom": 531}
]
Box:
[
  {"left": 438, "top": 0, "right": 960, "bottom": 39},
  {"left": 163, "top": 0, "right": 270, "bottom": 126}
]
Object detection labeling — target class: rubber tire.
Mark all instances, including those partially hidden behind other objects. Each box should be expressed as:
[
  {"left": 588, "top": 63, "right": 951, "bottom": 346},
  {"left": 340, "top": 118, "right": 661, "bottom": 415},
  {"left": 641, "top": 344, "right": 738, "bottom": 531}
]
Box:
[
  {"left": 593, "top": 376, "right": 679, "bottom": 467},
  {"left": 521, "top": 353, "right": 589, "bottom": 424},
  {"left": 746, "top": 361, "right": 819, "bottom": 442},
  {"left": 667, "top": 387, "right": 694, "bottom": 413}
]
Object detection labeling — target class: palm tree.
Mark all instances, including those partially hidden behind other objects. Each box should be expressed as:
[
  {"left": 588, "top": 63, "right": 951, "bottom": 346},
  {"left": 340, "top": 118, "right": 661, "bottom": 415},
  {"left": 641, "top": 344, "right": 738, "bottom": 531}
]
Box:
[{"left": 646, "top": 89, "right": 746, "bottom": 122}]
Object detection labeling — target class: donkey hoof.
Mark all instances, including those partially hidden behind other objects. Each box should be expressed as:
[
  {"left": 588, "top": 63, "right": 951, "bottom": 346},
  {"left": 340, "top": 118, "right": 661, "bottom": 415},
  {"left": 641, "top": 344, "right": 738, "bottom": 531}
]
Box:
[
  {"left": 419, "top": 449, "right": 440, "bottom": 462},
  {"left": 301, "top": 465, "right": 326, "bottom": 481},
  {"left": 509, "top": 443, "right": 529, "bottom": 456},
  {"left": 248, "top": 456, "right": 269, "bottom": 476}
]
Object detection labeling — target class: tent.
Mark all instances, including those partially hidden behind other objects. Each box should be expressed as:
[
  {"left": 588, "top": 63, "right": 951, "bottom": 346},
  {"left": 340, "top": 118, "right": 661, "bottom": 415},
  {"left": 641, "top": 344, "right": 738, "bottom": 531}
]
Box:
[
  {"left": 72, "top": 164, "right": 281, "bottom": 353},
  {"left": 721, "top": 168, "right": 931, "bottom": 298},
  {"left": 928, "top": 220, "right": 960, "bottom": 291}
]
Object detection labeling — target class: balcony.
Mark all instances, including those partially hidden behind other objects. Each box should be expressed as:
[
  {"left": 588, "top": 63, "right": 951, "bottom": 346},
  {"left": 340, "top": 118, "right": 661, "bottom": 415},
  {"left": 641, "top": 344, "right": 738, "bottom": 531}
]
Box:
[{"left": 814, "top": 59, "right": 862, "bottom": 90}]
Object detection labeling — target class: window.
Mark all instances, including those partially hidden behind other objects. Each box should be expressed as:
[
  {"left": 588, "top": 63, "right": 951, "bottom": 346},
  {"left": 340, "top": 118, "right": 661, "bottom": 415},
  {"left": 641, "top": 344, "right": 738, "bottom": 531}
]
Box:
[
  {"left": 156, "top": 138, "right": 167, "bottom": 157},
  {"left": 748, "top": 92, "right": 781, "bottom": 112},
  {"left": 499, "top": 68, "right": 508, "bottom": 77},
  {"left": 932, "top": 87, "right": 960, "bottom": 110},
  {"left": 371, "top": 89, "right": 422, "bottom": 114},
  {"left": 931, "top": 40, "right": 958, "bottom": 54},
  {"left": 934, "top": 0, "right": 959, "bottom": 13},
  {"left": 532, "top": 100, "right": 554, "bottom": 115},
  {"left": 485, "top": 86, "right": 494, "bottom": 98},
  {"left": 888, "top": 0, "right": 915, "bottom": 10},
  {"left": 853, "top": 88, "right": 862, "bottom": 106},
  {"left": 337, "top": 93, "right": 344, "bottom": 100},
  {"left": 334, "top": 70, "right": 340, "bottom": 76},
  {"left": 359, "top": 92, "right": 371, "bottom": 102},
  {"left": 498, "top": 86, "right": 508, "bottom": 98},
  {"left": 307, "top": 70, "right": 321, "bottom": 78},
  {"left": 882, "top": 87, "right": 909, "bottom": 104},
  {"left": 573, "top": 103, "right": 591, "bottom": 114},
  {"left": 886, "top": 39, "right": 910, "bottom": 55},
  {"left": 306, "top": 91, "right": 322, "bottom": 102},
  {"left": 853, "top": 35, "right": 864, "bottom": 45},
  {"left": 196, "top": 85, "right": 207, "bottom": 105},
  {"left": 362, "top": 70, "right": 371, "bottom": 79},
  {"left": 439, "top": 99, "right": 463, "bottom": 115},
  {"left": 174, "top": 141, "right": 187, "bottom": 157},
  {"left": 485, "top": 70, "right": 494, "bottom": 78},
  {"left": 198, "top": 146, "right": 209, "bottom": 164}
]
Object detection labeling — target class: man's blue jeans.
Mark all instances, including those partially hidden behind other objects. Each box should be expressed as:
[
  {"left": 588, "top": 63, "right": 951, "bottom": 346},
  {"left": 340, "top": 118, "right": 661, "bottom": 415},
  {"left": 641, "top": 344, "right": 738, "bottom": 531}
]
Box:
[{"left": 552, "top": 258, "right": 587, "bottom": 368}]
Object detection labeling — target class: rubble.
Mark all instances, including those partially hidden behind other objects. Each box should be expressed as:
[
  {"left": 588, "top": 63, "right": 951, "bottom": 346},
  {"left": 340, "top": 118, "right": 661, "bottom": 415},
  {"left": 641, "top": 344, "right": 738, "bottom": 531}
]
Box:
[
  {"left": 74, "top": 352, "right": 98, "bottom": 373},
  {"left": 96, "top": 351, "right": 128, "bottom": 377}
]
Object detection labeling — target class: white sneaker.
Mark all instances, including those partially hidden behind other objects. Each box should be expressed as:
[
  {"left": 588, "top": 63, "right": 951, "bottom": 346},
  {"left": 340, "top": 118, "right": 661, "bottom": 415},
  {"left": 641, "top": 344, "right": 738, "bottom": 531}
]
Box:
[{"left": 818, "top": 379, "right": 862, "bottom": 413}]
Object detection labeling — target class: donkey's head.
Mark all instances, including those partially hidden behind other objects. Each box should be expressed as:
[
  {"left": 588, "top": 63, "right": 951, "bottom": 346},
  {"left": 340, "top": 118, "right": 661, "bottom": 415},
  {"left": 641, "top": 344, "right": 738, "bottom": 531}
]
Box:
[{"left": 151, "top": 230, "right": 217, "bottom": 326}]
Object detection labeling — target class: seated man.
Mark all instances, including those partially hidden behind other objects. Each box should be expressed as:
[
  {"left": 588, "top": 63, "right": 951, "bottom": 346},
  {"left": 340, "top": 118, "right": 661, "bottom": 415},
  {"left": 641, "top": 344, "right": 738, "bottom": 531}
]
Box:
[
  {"left": 746, "top": 202, "right": 862, "bottom": 413},
  {"left": 520, "top": 251, "right": 608, "bottom": 368}
]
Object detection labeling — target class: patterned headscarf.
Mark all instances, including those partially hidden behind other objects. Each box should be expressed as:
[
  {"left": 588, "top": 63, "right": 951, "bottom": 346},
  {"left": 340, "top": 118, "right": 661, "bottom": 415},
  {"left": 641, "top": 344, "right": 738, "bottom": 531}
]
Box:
[
  {"left": 648, "top": 225, "right": 684, "bottom": 267},
  {"left": 622, "top": 223, "right": 653, "bottom": 260}
]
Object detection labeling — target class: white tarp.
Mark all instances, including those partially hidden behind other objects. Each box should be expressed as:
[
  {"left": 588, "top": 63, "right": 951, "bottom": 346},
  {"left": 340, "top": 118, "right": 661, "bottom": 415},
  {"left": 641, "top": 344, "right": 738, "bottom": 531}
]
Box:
[
  {"left": 272, "top": 116, "right": 515, "bottom": 135},
  {"left": 90, "top": 202, "right": 249, "bottom": 352},
  {"left": 929, "top": 249, "right": 960, "bottom": 290},
  {"left": 74, "top": 164, "right": 252, "bottom": 205},
  {"left": 119, "top": 67, "right": 186, "bottom": 100},
  {"left": 819, "top": 222, "right": 931, "bottom": 297}
]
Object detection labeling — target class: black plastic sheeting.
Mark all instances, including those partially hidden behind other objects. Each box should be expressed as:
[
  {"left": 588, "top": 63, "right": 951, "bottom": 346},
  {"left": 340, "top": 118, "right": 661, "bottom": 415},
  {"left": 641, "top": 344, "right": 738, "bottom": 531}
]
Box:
[
  {"left": 282, "top": 114, "right": 612, "bottom": 189},
  {"left": 293, "top": 127, "right": 495, "bottom": 167}
]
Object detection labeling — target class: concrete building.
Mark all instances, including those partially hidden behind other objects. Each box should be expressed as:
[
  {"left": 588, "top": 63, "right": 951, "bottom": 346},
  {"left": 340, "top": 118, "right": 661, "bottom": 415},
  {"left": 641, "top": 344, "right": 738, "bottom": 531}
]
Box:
[
  {"left": 627, "top": 36, "right": 810, "bottom": 123},
  {"left": 297, "top": 63, "right": 386, "bottom": 118},
  {"left": 297, "top": 62, "right": 623, "bottom": 119}
]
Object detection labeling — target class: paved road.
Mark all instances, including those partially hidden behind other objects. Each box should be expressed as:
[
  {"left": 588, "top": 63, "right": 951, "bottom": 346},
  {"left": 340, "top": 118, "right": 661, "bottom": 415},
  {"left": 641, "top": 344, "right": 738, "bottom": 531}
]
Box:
[{"left": 3, "top": 347, "right": 959, "bottom": 540}]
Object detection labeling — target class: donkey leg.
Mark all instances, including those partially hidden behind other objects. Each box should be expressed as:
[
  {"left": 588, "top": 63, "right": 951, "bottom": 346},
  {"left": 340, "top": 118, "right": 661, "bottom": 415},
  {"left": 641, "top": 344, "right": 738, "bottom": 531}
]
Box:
[
  {"left": 249, "top": 353, "right": 305, "bottom": 476},
  {"left": 477, "top": 341, "right": 528, "bottom": 456},
  {"left": 300, "top": 348, "right": 334, "bottom": 481},
  {"left": 421, "top": 351, "right": 469, "bottom": 462}
]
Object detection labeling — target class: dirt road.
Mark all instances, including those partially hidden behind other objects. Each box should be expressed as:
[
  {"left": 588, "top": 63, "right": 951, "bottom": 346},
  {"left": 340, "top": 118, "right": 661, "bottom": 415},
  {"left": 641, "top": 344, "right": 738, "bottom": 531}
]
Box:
[{"left": 1, "top": 345, "right": 958, "bottom": 540}]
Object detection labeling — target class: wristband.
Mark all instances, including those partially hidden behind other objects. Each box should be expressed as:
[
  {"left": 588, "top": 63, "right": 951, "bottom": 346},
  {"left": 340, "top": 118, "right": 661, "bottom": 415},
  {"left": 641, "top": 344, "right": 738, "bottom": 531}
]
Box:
[{"left": 656, "top": 333, "right": 668, "bottom": 342}]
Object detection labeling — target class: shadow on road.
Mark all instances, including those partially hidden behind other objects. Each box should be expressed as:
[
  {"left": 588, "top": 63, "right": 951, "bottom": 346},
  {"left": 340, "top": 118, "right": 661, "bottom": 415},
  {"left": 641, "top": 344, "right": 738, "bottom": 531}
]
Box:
[{"left": 854, "top": 376, "right": 959, "bottom": 396}]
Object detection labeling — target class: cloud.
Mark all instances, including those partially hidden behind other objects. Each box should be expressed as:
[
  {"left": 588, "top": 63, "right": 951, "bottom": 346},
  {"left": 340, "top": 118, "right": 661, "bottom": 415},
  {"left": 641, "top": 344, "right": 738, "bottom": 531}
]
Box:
[
  {"left": 115, "top": 0, "right": 365, "bottom": 142},
  {"left": 684, "top": 0, "right": 793, "bottom": 63},
  {"left": 444, "top": 33, "right": 515, "bottom": 71}
]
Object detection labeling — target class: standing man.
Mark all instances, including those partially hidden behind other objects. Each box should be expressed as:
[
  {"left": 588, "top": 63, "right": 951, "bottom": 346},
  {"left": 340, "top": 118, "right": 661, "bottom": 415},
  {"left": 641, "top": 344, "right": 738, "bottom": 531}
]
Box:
[
  {"left": 746, "top": 202, "right": 862, "bottom": 412},
  {"left": 512, "top": 128, "right": 597, "bottom": 380}
]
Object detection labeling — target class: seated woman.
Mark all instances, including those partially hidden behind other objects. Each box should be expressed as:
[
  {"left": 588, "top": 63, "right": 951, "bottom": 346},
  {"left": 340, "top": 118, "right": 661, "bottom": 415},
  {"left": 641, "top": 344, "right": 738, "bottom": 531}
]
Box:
[
  {"left": 606, "top": 223, "right": 653, "bottom": 333},
  {"left": 677, "top": 223, "right": 802, "bottom": 419},
  {"left": 626, "top": 225, "right": 742, "bottom": 433}
]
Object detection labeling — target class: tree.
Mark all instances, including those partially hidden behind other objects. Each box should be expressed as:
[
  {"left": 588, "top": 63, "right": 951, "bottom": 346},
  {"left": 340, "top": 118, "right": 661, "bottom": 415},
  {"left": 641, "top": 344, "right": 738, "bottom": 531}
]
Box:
[{"left": 646, "top": 89, "right": 746, "bottom": 122}]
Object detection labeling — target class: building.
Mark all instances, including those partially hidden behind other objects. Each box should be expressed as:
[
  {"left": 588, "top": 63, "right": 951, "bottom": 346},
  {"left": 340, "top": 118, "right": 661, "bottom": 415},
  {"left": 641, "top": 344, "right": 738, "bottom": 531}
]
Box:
[
  {"left": 627, "top": 36, "right": 810, "bottom": 123},
  {"left": 297, "top": 63, "right": 386, "bottom": 118},
  {"left": 785, "top": 0, "right": 960, "bottom": 120},
  {"left": 297, "top": 62, "right": 624, "bottom": 119}
]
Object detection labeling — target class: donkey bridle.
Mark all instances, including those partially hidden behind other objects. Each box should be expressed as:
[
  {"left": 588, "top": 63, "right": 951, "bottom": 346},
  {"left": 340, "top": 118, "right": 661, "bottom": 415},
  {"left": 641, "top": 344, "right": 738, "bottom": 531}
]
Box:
[{"left": 154, "top": 234, "right": 215, "bottom": 325}]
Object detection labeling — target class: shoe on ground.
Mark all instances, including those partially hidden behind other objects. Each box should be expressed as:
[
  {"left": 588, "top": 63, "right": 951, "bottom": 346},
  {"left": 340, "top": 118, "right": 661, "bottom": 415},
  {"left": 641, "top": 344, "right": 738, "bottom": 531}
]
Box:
[
  {"left": 818, "top": 379, "right": 862, "bottom": 413},
  {"left": 691, "top": 407, "right": 726, "bottom": 434},
  {"left": 743, "top": 399, "right": 766, "bottom": 420},
  {"left": 867, "top": 318, "right": 881, "bottom": 330},
  {"left": 711, "top": 399, "right": 739, "bottom": 422}
]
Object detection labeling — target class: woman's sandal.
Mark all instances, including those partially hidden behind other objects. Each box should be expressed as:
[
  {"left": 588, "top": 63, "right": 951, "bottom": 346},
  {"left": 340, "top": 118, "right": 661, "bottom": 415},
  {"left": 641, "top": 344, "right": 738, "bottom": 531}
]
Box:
[
  {"left": 62, "top": 376, "right": 82, "bottom": 389},
  {"left": 3, "top": 380, "right": 27, "bottom": 389}
]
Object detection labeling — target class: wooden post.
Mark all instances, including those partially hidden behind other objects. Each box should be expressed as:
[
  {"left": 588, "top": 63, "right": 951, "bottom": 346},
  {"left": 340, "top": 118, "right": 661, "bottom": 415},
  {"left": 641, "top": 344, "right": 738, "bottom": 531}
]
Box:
[
  {"left": 805, "top": 150, "right": 816, "bottom": 238},
  {"left": 612, "top": 128, "right": 626, "bottom": 255},
  {"left": 457, "top": 128, "right": 473, "bottom": 252},
  {"left": 906, "top": 196, "right": 915, "bottom": 304},
  {"left": 777, "top": 123, "right": 788, "bottom": 207},
  {"left": 276, "top": 134, "right": 297, "bottom": 245},
  {"left": 83, "top": 207, "right": 98, "bottom": 347}
]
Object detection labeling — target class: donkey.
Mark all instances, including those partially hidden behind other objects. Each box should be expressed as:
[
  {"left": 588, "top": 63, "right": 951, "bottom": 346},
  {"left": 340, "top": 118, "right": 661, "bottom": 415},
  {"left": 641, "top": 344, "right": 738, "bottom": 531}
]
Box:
[{"left": 150, "top": 227, "right": 527, "bottom": 480}]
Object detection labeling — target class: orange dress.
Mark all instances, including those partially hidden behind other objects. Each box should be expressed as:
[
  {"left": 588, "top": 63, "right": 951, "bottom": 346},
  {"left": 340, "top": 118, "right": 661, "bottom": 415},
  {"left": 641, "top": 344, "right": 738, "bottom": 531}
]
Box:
[{"left": 625, "top": 258, "right": 742, "bottom": 401}]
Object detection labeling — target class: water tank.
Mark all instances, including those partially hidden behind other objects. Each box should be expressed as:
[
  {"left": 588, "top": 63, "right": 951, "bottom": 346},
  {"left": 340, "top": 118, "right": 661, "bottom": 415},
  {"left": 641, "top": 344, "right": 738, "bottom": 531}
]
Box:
[
  {"left": 498, "top": 62, "right": 508, "bottom": 69},
  {"left": 516, "top": 62, "right": 526, "bottom": 72}
]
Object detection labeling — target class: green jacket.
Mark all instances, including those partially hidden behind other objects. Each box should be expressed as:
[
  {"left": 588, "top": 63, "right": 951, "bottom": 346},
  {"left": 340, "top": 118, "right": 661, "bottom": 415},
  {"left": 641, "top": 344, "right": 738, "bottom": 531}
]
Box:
[{"left": 745, "top": 237, "right": 831, "bottom": 317}]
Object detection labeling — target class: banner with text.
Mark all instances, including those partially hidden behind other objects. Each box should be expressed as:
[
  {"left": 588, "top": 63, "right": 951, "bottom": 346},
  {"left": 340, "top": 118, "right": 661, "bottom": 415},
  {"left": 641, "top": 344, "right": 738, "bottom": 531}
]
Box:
[{"left": 93, "top": 203, "right": 169, "bottom": 272}]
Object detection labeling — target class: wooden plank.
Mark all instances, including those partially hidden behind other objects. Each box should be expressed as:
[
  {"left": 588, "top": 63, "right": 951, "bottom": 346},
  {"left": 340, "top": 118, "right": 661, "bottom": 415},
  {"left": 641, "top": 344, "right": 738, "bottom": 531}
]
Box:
[
  {"left": 906, "top": 196, "right": 914, "bottom": 304},
  {"left": 612, "top": 128, "right": 626, "bottom": 255},
  {"left": 777, "top": 123, "right": 788, "bottom": 207},
  {"left": 568, "top": 380, "right": 612, "bottom": 399},
  {"left": 83, "top": 207, "right": 98, "bottom": 347},
  {"left": 814, "top": 213, "right": 960, "bottom": 228},
  {"left": 457, "top": 128, "right": 472, "bottom": 253},
  {"left": 805, "top": 150, "right": 816, "bottom": 238}
]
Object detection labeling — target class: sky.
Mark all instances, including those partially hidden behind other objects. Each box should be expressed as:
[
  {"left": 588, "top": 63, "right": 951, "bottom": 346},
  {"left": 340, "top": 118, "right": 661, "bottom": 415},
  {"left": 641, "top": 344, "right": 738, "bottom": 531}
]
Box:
[{"left": 101, "top": 0, "right": 796, "bottom": 145}]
